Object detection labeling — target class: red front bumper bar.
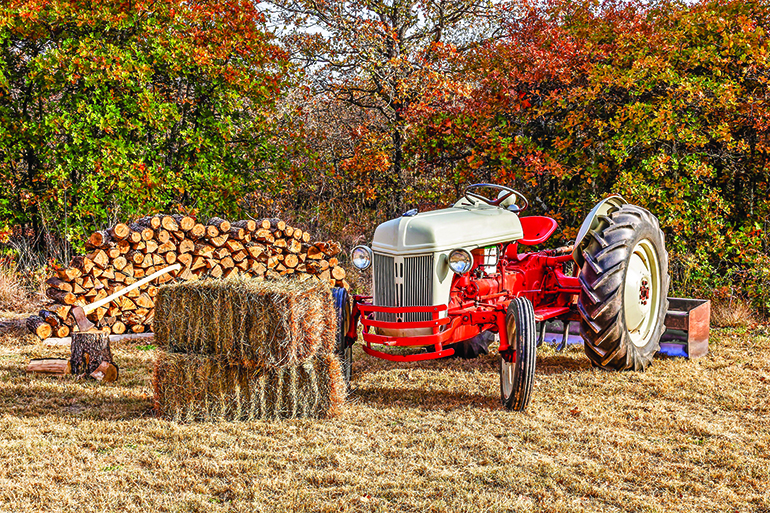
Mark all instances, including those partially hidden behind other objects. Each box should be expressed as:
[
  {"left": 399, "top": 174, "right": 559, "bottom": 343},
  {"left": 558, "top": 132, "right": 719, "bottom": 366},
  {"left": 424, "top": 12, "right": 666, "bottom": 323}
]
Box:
[{"left": 350, "top": 296, "right": 510, "bottom": 362}]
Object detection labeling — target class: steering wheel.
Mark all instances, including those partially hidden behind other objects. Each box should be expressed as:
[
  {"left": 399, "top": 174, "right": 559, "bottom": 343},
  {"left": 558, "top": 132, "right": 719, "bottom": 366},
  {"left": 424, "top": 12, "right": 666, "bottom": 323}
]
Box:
[{"left": 464, "top": 183, "right": 529, "bottom": 212}]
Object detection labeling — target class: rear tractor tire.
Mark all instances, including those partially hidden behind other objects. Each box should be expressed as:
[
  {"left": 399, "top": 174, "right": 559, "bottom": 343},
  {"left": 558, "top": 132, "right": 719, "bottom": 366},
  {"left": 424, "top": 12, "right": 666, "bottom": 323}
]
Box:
[
  {"left": 577, "top": 204, "right": 670, "bottom": 371},
  {"left": 499, "top": 297, "right": 537, "bottom": 411}
]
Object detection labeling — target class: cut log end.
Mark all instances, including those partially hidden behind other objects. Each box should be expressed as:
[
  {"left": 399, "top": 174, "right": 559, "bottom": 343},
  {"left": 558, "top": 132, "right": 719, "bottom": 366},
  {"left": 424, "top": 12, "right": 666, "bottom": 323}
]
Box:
[
  {"left": 26, "top": 316, "right": 53, "bottom": 340},
  {"left": 331, "top": 266, "right": 346, "bottom": 280},
  {"left": 108, "top": 223, "right": 130, "bottom": 240},
  {"left": 90, "top": 360, "right": 119, "bottom": 382}
]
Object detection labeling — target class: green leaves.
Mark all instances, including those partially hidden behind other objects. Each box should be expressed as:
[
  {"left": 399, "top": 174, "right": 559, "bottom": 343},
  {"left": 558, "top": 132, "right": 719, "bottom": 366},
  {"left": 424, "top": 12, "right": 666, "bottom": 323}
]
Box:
[{"left": 0, "top": 0, "right": 290, "bottom": 250}]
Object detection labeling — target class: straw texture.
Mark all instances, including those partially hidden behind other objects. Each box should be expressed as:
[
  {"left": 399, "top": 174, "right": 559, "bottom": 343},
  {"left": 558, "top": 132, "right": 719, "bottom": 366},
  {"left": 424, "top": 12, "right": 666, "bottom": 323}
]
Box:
[
  {"left": 154, "top": 276, "right": 336, "bottom": 367},
  {"left": 153, "top": 352, "right": 345, "bottom": 421},
  {"left": 153, "top": 276, "right": 344, "bottom": 421}
]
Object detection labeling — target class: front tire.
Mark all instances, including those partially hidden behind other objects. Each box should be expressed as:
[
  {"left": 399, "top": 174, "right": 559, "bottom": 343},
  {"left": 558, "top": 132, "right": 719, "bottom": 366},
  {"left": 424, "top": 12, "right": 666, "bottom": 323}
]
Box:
[
  {"left": 577, "top": 204, "right": 670, "bottom": 371},
  {"left": 500, "top": 297, "right": 537, "bottom": 411}
]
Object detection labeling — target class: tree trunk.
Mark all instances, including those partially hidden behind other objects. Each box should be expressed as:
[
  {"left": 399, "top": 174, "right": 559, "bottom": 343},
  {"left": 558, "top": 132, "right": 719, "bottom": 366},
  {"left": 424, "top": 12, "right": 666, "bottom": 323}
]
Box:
[{"left": 392, "top": 114, "right": 405, "bottom": 217}]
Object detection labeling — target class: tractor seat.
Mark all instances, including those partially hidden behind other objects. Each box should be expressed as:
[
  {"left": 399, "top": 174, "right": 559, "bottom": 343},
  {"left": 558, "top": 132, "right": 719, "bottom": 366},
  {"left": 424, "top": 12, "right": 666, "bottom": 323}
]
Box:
[{"left": 518, "top": 216, "right": 558, "bottom": 246}]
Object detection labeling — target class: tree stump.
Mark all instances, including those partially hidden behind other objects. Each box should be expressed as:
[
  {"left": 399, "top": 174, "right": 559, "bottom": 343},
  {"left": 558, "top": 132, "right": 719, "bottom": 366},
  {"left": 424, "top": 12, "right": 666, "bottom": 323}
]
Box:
[{"left": 71, "top": 330, "right": 114, "bottom": 377}]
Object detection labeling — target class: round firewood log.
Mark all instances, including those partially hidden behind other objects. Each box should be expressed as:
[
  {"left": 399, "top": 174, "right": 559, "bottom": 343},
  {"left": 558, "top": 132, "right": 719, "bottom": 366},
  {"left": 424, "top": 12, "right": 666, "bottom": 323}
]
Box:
[
  {"left": 136, "top": 216, "right": 161, "bottom": 230},
  {"left": 46, "top": 288, "right": 76, "bottom": 305},
  {"left": 207, "top": 217, "right": 231, "bottom": 233},
  {"left": 331, "top": 266, "right": 346, "bottom": 280},
  {"left": 232, "top": 219, "right": 256, "bottom": 232},
  {"left": 172, "top": 214, "right": 196, "bottom": 232},
  {"left": 26, "top": 315, "right": 52, "bottom": 340},
  {"left": 190, "top": 223, "right": 206, "bottom": 239},
  {"left": 87, "top": 230, "right": 112, "bottom": 249},
  {"left": 108, "top": 223, "right": 130, "bottom": 240}
]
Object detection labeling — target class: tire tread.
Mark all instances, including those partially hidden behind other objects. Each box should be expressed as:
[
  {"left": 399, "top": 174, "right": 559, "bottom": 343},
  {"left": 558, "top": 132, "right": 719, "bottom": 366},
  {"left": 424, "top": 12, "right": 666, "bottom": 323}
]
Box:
[
  {"left": 577, "top": 204, "right": 670, "bottom": 371},
  {"left": 501, "top": 297, "right": 537, "bottom": 411}
]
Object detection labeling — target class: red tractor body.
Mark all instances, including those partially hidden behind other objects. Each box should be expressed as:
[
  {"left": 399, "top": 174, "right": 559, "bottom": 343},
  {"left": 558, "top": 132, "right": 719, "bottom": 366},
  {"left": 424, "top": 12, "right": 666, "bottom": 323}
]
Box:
[{"left": 348, "top": 216, "right": 579, "bottom": 362}]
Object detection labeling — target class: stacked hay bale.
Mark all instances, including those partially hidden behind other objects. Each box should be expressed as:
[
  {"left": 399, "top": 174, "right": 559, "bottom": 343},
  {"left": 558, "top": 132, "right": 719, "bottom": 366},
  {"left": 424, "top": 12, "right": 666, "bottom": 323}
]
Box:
[{"left": 153, "top": 277, "right": 345, "bottom": 421}]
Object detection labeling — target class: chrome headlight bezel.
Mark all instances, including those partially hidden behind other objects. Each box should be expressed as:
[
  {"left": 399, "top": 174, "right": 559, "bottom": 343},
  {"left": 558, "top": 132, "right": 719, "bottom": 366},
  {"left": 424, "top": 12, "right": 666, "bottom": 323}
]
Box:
[
  {"left": 351, "top": 245, "right": 373, "bottom": 270},
  {"left": 448, "top": 248, "right": 473, "bottom": 275}
]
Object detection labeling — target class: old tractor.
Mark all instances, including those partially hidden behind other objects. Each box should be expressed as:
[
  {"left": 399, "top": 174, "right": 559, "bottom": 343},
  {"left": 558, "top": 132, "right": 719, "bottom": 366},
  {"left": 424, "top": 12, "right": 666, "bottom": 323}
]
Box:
[{"left": 335, "top": 184, "right": 670, "bottom": 411}]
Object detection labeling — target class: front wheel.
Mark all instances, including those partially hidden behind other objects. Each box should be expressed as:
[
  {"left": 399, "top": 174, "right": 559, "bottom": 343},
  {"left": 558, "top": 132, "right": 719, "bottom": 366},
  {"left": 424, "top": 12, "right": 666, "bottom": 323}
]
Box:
[
  {"left": 500, "top": 297, "right": 537, "bottom": 411},
  {"left": 332, "top": 287, "right": 352, "bottom": 387}
]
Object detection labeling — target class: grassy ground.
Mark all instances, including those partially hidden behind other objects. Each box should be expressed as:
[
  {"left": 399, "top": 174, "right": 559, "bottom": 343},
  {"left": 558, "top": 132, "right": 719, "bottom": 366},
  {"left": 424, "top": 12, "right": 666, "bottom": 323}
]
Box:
[{"left": 0, "top": 315, "right": 768, "bottom": 513}]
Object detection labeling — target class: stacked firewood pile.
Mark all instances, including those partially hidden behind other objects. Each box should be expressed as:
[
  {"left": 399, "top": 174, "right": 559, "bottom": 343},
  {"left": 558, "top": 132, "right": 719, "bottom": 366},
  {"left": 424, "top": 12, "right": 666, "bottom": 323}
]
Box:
[{"left": 30, "top": 215, "right": 347, "bottom": 339}]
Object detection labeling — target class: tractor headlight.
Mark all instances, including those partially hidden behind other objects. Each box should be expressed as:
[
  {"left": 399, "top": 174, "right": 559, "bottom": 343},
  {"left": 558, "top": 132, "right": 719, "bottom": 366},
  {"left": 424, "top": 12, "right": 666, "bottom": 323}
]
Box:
[
  {"left": 448, "top": 249, "right": 473, "bottom": 275},
  {"left": 351, "top": 246, "right": 372, "bottom": 270}
]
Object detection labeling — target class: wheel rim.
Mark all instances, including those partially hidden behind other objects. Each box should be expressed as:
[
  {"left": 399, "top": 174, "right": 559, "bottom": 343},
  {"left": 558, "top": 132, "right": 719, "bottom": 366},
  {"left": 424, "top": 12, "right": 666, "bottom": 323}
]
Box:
[
  {"left": 623, "top": 238, "right": 661, "bottom": 347},
  {"left": 501, "top": 304, "right": 518, "bottom": 399},
  {"left": 501, "top": 358, "right": 514, "bottom": 398}
]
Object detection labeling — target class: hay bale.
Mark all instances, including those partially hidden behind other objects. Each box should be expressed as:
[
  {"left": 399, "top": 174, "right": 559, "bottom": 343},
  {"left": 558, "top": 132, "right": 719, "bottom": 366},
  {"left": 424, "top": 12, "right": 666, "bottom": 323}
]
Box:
[
  {"left": 153, "top": 351, "right": 344, "bottom": 421},
  {"left": 315, "top": 353, "right": 346, "bottom": 418},
  {"left": 280, "top": 365, "right": 299, "bottom": 419},
  {"left": 153, "top": 276, "right": 345, "bottom": 422},
  {"left": 154, "top": 276, "right": 336, "bottom": 367},
  {"left": 296, "top": 361, "right": 319, "bottom": 418}
]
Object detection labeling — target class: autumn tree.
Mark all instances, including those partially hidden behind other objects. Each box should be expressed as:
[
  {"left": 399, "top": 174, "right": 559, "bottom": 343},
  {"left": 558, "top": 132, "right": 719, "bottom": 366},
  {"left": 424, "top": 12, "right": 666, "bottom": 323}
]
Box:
[
  {"left": 269, "top": 0, "right": 513, "bottom": 216},
  {"left": 0, "top": 0, "right": 289, "bottom": 250},
  {"left": 416, "top": 0, "right": 770, "bottom": 308}
]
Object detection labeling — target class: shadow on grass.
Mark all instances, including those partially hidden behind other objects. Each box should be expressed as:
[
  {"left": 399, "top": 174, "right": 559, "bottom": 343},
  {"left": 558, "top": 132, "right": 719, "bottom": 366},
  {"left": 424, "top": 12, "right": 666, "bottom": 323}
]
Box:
[
  {"left": 536, "top": 354, "right": 593, "bottom": 375},
  {"left": 354, "top": 346, "right": 593, "bottom": 377},
  {"left": 352, "top": 384, "right": 501, "bottom": 411},
  {"left": 350, "top": 349, "right": 593, "bottom": 411},
  {"left": 0, "top": 354, "right": 155, "bottom": 421},
  {"left": 0, "top": 380, "right": 154, "bottom": 420}
]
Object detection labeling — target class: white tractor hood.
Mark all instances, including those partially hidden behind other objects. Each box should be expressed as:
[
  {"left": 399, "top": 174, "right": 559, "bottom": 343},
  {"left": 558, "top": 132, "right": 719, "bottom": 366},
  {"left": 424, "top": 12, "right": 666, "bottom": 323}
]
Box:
[{"left": 371, "top": 204, "right": 524, "bottom": 255}]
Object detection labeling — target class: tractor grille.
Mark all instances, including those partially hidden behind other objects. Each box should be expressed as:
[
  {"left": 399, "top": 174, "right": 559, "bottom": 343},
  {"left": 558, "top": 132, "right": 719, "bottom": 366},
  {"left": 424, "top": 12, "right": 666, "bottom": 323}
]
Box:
[
  {"left": 373, "top": 253, "right": 434, "bottom": 322},
  {"left": 373, "top": 253, "right": 396, "bottom": 321}
]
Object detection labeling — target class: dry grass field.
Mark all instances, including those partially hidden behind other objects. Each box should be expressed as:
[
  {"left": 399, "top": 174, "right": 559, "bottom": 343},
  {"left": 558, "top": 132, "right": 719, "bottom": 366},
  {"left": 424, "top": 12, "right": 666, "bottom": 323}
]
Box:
[{"left": 0, "top": 313, "right": 768, "bottom": 513}]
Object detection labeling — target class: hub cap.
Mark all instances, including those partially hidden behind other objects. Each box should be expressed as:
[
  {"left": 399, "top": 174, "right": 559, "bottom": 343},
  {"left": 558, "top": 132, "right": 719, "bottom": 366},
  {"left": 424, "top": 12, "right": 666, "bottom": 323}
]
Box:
[
  {"left": 623, "top": 239, "right": 661, "bottom": 348},
  {"left": 501, "top": 310, "right": 518, "bottom": 398},
  {"left": 501, "top": 359, "right": 514, "bottom": 397}
]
